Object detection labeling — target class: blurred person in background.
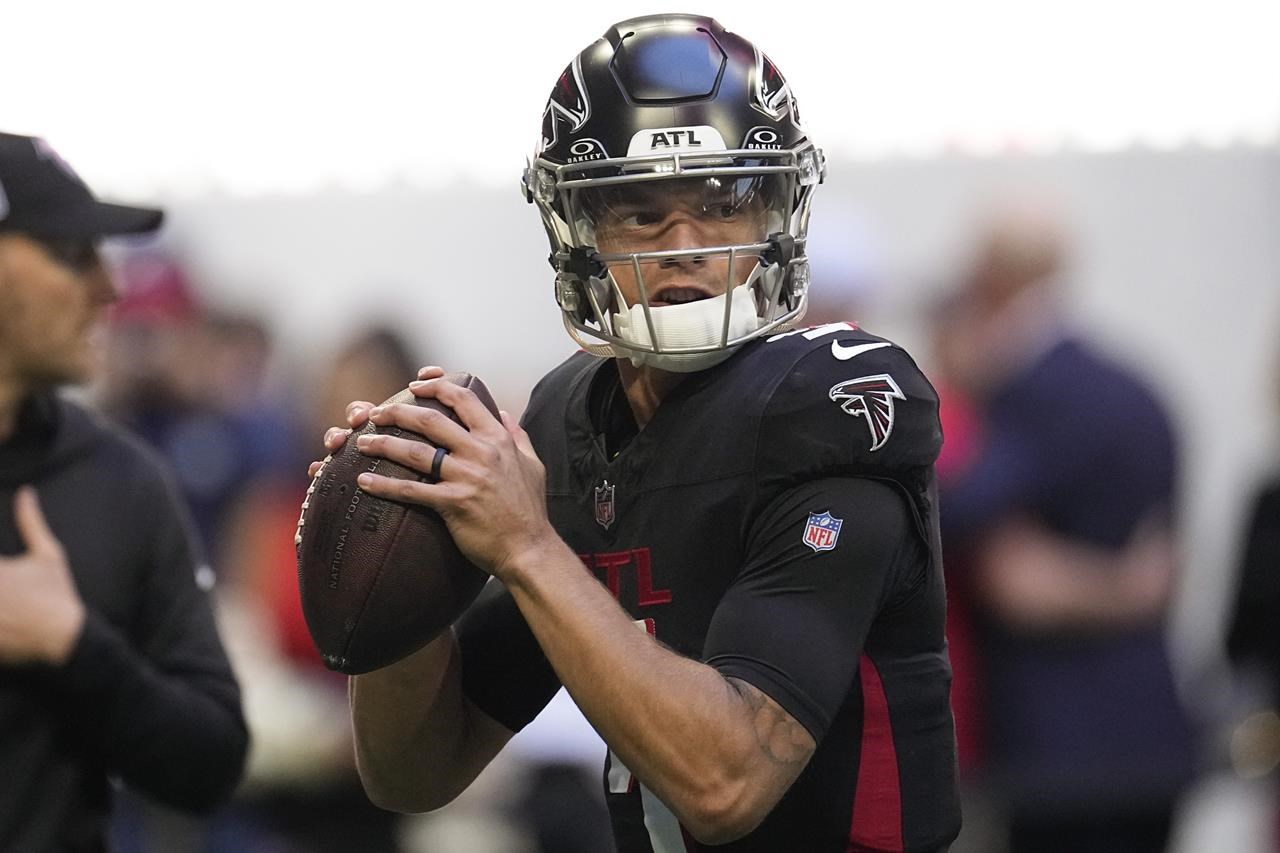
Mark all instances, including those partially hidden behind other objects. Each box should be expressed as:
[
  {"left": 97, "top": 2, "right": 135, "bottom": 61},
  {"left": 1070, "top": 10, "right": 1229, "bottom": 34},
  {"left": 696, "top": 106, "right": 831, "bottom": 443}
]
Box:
[
  {"left": 333, "top": 14, "right": 959, "bottom": 853},
  {"left": 0, "top": 132, "right": 247, "bottom": 852},
  {"left": 98, "top": 254, "right": 293, "bottom": 565},
  {"left": 1226, "top": 319, "right": 1280, "bottom": 851},
  {"left": 926, "top": 291, "right": 995, "bottom": 853},
  {"left": 937, "top": 197, "right": 1197, "bottom": 853},
  {"left": 213, "top": 326, "right": 421, "bottom": 853}
]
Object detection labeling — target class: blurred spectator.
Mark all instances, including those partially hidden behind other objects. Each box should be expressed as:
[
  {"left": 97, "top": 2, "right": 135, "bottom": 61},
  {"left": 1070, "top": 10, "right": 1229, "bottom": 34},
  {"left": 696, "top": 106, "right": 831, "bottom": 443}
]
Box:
[
  {"left": 1226, "top": 322, "right": 1280, "bottom": 849},
  {"left": 213, "top": 325, "right": 422, "bottom": 853},
  {"left": 0, "top": 131, "right": 247, "bottom": 852},
  {"left": 937, "top": 197, "right": 1197, "bottom": 853},
  {"left": 98, "top": 252, "right": 293, "bottom": 568}
]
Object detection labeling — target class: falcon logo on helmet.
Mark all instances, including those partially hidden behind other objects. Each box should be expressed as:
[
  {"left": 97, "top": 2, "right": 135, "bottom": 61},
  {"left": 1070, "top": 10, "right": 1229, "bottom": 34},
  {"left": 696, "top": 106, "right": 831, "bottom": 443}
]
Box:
[
  {"left": 540, "top": 58, "right": 591, "bottom": 153},
  {"left": 753, "top": 51, "right": 795, "bottom": 122},
  {"left": 829, "top": 374, "right": 907, "bottom": 452}
]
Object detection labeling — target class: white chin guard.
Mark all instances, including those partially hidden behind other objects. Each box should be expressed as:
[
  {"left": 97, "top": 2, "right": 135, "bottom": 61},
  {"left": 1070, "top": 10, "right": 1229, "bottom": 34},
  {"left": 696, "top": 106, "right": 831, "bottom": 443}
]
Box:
[{"left": 611, "top": 285, "right": 761, "bottom": 373}]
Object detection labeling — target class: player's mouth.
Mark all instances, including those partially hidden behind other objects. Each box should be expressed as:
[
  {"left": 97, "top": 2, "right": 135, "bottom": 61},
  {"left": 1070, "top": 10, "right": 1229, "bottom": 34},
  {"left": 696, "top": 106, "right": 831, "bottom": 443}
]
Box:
[{"left": 650, "top": 286, "right": 715, "bottom": 307}]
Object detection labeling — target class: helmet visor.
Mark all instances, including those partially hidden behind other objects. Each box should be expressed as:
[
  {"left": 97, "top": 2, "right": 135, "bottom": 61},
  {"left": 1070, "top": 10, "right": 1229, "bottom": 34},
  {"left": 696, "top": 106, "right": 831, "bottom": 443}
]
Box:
[{"left": 570, "top": 173, "right": 787, "bottom": 256}]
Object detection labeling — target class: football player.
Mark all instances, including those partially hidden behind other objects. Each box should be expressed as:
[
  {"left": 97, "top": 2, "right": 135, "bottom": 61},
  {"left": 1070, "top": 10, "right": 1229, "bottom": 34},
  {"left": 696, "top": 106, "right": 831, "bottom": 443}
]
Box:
[{"left": 332, "top": 14, "right": 960, "bottom": 852}]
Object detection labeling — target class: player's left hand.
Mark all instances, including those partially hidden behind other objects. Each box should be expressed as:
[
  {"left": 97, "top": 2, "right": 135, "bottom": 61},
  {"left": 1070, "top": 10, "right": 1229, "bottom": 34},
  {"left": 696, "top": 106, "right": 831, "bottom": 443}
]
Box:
[
  {"left": 0, "top": 487, "right": 87, "bottom": 666},
  {"left": 353, "top": 371, "right": 560, "bottom": 580}
]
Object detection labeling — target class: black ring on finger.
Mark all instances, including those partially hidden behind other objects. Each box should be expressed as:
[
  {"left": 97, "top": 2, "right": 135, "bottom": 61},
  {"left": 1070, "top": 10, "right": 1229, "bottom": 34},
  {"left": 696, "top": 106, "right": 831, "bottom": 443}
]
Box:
[{"left": 430, "top": 446, "right": 448, "bottom": 483}]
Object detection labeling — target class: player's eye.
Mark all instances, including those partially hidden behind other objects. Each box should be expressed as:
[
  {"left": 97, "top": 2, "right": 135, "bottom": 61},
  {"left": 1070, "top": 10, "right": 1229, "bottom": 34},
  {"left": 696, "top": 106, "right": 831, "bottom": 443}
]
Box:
[
  {"left": 704, "top": 202, "right": 740, "bottom": 221},
  {"left": 615, "top": 207, "right": 664, "bottom": 229}
]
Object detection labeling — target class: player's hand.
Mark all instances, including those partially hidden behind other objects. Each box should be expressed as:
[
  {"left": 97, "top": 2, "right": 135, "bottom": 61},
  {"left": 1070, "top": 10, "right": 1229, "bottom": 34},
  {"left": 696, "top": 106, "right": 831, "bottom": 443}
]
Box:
[
  {"left": 308, "top": 401, "right": 380, "bottom": 478},
  {"left": 0, "top": 487, "right": 86, "bottom": 666},
  {"left": 353, "top": 370, "right": 559, "bottom": 579},
  {"left": 307, "top": 367, "right": 449, "bottom": 477}
]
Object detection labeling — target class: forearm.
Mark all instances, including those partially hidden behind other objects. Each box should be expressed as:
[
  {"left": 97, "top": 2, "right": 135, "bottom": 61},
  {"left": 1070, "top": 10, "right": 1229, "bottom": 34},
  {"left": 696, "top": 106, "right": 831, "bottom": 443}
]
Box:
[
  {"left": 979, "top": 521, "right": 1173, "bottom": 632},
  {"left": 502, "top": 539, "right": 800, "bottom": 842},
  {"left": 350, "top": 629, "right": 508, "bottom": 812}
]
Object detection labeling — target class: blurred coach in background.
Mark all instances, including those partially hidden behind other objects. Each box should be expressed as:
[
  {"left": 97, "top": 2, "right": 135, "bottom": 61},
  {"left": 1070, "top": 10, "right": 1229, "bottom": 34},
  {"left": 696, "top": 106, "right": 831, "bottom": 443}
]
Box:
[{"left": 0, "top": 132, "right": 247, "bottom": 853}]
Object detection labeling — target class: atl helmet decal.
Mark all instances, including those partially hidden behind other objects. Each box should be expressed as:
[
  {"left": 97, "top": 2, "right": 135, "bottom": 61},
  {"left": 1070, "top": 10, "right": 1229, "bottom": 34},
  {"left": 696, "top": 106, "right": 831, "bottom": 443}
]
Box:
[
  {"left": 751, "top": 50, "right": 793, "bottom": 122},
  {"left": 540, "top": 56, "right": 591, "bottom": 153},
  {"left": 829, "top": 374, "right": 906, "bottom": 452}
]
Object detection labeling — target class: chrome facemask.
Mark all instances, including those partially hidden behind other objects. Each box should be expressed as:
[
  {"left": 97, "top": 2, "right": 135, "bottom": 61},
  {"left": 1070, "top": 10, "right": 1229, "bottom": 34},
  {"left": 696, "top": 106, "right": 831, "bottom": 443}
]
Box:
[{"left": 526, "top": 145, "right": 825, "bottom": 371}]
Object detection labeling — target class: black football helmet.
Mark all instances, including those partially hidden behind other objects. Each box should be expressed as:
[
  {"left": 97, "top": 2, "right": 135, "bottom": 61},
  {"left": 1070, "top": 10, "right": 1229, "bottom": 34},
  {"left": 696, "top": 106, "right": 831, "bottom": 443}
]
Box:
[{"left": 523, "top": 14, "right": 825, "bottom": 371}]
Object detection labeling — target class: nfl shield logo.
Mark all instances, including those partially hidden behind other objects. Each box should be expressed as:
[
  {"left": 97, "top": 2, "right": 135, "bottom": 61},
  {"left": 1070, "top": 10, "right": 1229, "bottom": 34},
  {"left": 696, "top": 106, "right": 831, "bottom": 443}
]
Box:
[
  {"left": 802, "top": 511, "right": 843, "bottom": 552},
  {"left": 594, "top": 480, "right": 616, "bottom": 530}
]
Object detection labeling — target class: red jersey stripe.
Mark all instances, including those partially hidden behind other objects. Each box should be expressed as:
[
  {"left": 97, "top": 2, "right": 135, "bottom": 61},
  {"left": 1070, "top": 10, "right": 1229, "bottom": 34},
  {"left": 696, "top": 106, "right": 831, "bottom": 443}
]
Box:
[{"left": 848, "top": 654, "right": 903, "bottom": 852}]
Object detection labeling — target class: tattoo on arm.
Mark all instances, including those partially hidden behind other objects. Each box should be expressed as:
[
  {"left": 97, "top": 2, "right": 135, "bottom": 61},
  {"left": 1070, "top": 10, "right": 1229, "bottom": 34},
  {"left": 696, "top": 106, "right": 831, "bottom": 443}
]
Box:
[{"left": 725, "top": 677, "right": 816, "bottom": 770}]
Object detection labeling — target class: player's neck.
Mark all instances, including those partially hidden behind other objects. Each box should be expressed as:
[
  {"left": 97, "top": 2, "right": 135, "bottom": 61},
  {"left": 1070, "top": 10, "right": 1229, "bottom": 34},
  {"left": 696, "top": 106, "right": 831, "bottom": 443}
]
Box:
[{"left": 614, "top": 360, "right": 685, "bottom": 429}]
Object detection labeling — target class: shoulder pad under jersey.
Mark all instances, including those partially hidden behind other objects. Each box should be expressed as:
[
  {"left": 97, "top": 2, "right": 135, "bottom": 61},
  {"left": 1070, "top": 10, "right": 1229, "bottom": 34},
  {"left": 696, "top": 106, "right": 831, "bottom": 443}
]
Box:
[{"left": 740, "top": 322, "right": 943, "bottom": 494}]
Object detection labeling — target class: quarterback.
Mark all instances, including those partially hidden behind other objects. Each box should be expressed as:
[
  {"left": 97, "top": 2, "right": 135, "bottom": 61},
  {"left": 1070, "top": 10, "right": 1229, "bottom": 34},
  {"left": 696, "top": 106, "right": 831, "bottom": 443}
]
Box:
[{"left": 337, "top": 14, "right": 960, "bottom": 852}]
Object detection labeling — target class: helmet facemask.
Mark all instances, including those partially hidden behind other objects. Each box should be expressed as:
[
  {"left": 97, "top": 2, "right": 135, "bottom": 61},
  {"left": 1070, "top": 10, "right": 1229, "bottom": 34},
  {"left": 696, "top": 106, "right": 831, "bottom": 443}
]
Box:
[{"left": 527, "top": 146, "right": 824, "bottom": 372}]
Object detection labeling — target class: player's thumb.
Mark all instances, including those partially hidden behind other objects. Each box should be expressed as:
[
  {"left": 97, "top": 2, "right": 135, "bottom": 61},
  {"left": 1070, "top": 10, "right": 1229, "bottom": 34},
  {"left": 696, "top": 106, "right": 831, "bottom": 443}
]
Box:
[
  {"left": 501, "top": 411, "right": 536, "bottom": 457},
  {"left": 13, "top": 486, "right": 62, "bottom": 557}
]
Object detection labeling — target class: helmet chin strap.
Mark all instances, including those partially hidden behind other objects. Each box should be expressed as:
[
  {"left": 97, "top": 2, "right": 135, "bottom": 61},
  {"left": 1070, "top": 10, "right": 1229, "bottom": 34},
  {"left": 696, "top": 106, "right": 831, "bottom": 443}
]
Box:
[{"left": 612, "top": 282, "right": 762, "bottom": 373}]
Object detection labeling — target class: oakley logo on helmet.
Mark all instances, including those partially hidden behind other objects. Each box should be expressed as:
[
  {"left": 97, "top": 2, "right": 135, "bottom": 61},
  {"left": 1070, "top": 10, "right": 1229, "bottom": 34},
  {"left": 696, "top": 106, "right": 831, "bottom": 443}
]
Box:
[
  {"left": 744, "top": 127, "right": 782, "bottom": 150},
  {"left": 567, "top": 139, "right": 608, "bottom": 164},
  {"left": 626, "top": 126, "right": 726, "bottom": 157},
  {"left": 540, "top": 58, "right": 591, "bottom": 153},
  {"left": 829, "top": 374, "right": 906, "bottom": 452}
]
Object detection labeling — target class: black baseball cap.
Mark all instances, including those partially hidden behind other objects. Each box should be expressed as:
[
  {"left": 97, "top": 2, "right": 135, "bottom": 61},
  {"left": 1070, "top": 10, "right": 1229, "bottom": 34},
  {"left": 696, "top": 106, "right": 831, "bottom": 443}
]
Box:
[{"left": 0, "top": 132, "right": 163, "bottom": 240}]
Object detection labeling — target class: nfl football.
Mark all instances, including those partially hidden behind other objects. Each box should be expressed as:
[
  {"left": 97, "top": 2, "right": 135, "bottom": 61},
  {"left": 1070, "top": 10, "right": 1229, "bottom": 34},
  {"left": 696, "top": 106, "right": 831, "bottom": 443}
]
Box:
[{"left": 296, "top": 373, "right": 495, "bottom": 675}]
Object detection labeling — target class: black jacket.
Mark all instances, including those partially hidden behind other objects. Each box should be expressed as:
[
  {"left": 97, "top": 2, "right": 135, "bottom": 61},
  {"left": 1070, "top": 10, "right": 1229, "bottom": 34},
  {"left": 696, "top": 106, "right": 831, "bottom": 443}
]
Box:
[{"left": 0, "top": 394, "right": 248, "bottom": 853}]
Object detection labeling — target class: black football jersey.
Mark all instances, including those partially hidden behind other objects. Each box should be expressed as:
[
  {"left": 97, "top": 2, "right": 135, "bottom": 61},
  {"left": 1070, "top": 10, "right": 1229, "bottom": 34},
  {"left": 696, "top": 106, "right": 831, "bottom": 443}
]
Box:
[{"left": 458, "top": 323, "right": 960, "bottom": 853}]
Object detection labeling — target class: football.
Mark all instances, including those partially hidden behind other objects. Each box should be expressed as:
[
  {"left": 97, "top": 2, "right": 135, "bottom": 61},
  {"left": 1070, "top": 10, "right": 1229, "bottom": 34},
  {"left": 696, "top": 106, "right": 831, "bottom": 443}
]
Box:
[{"left": 295, "top": 373, "right": 496, "bottom": 675}]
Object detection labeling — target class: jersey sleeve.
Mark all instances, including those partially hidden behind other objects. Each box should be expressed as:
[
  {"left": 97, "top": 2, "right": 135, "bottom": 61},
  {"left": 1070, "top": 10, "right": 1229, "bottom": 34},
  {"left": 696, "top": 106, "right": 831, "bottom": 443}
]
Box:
[
  {"left": 752, "top": 332, "right": 943, "bottom": 509},
  {"left": 456, "top": 578, "right": 563, "bottom": 732},
  {"left": 702, "top": 476, "right": 925, "bottom": 742}
]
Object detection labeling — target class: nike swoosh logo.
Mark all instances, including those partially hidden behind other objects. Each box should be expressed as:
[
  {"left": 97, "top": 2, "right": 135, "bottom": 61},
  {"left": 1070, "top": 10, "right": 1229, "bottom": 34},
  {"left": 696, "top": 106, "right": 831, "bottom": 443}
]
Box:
[{"left": 830, "top": 341, "right": 891, "bottom": 361}]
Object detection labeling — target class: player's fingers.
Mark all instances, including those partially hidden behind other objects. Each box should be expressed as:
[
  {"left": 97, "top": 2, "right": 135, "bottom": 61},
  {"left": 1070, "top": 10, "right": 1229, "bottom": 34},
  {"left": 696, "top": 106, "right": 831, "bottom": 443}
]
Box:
[
  {"left": 355, "top": 470, "right": 458, "bottom": 510},
  {"left": 355, "top": 433, "right": 444, "bottom": 478},
  {"left": 415, "top": 365, "right": 447, "bottom": 382},
  {"left": 308, "top": 459, "right": 327, "bottom": 478},
  {"left": 502, "top": 410, "right": 537, "bottom": 458},
  {"left": 323, "top": 427, "right": 350, "bottom": 452},
  {"left": 408, "top": 378, "right": 502, "bottom": 437},
  {"left": 346, "top": 401, "right": 375, "bottom": 428},
  {"left": 355, "top": 434, "right": 480, "bottom": 486},
  {"left": 365, "top": 402, "right": 476, "bottom": 454},
  {"left": 13, "top": 486, "right": 62, "bottom": 557}
]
